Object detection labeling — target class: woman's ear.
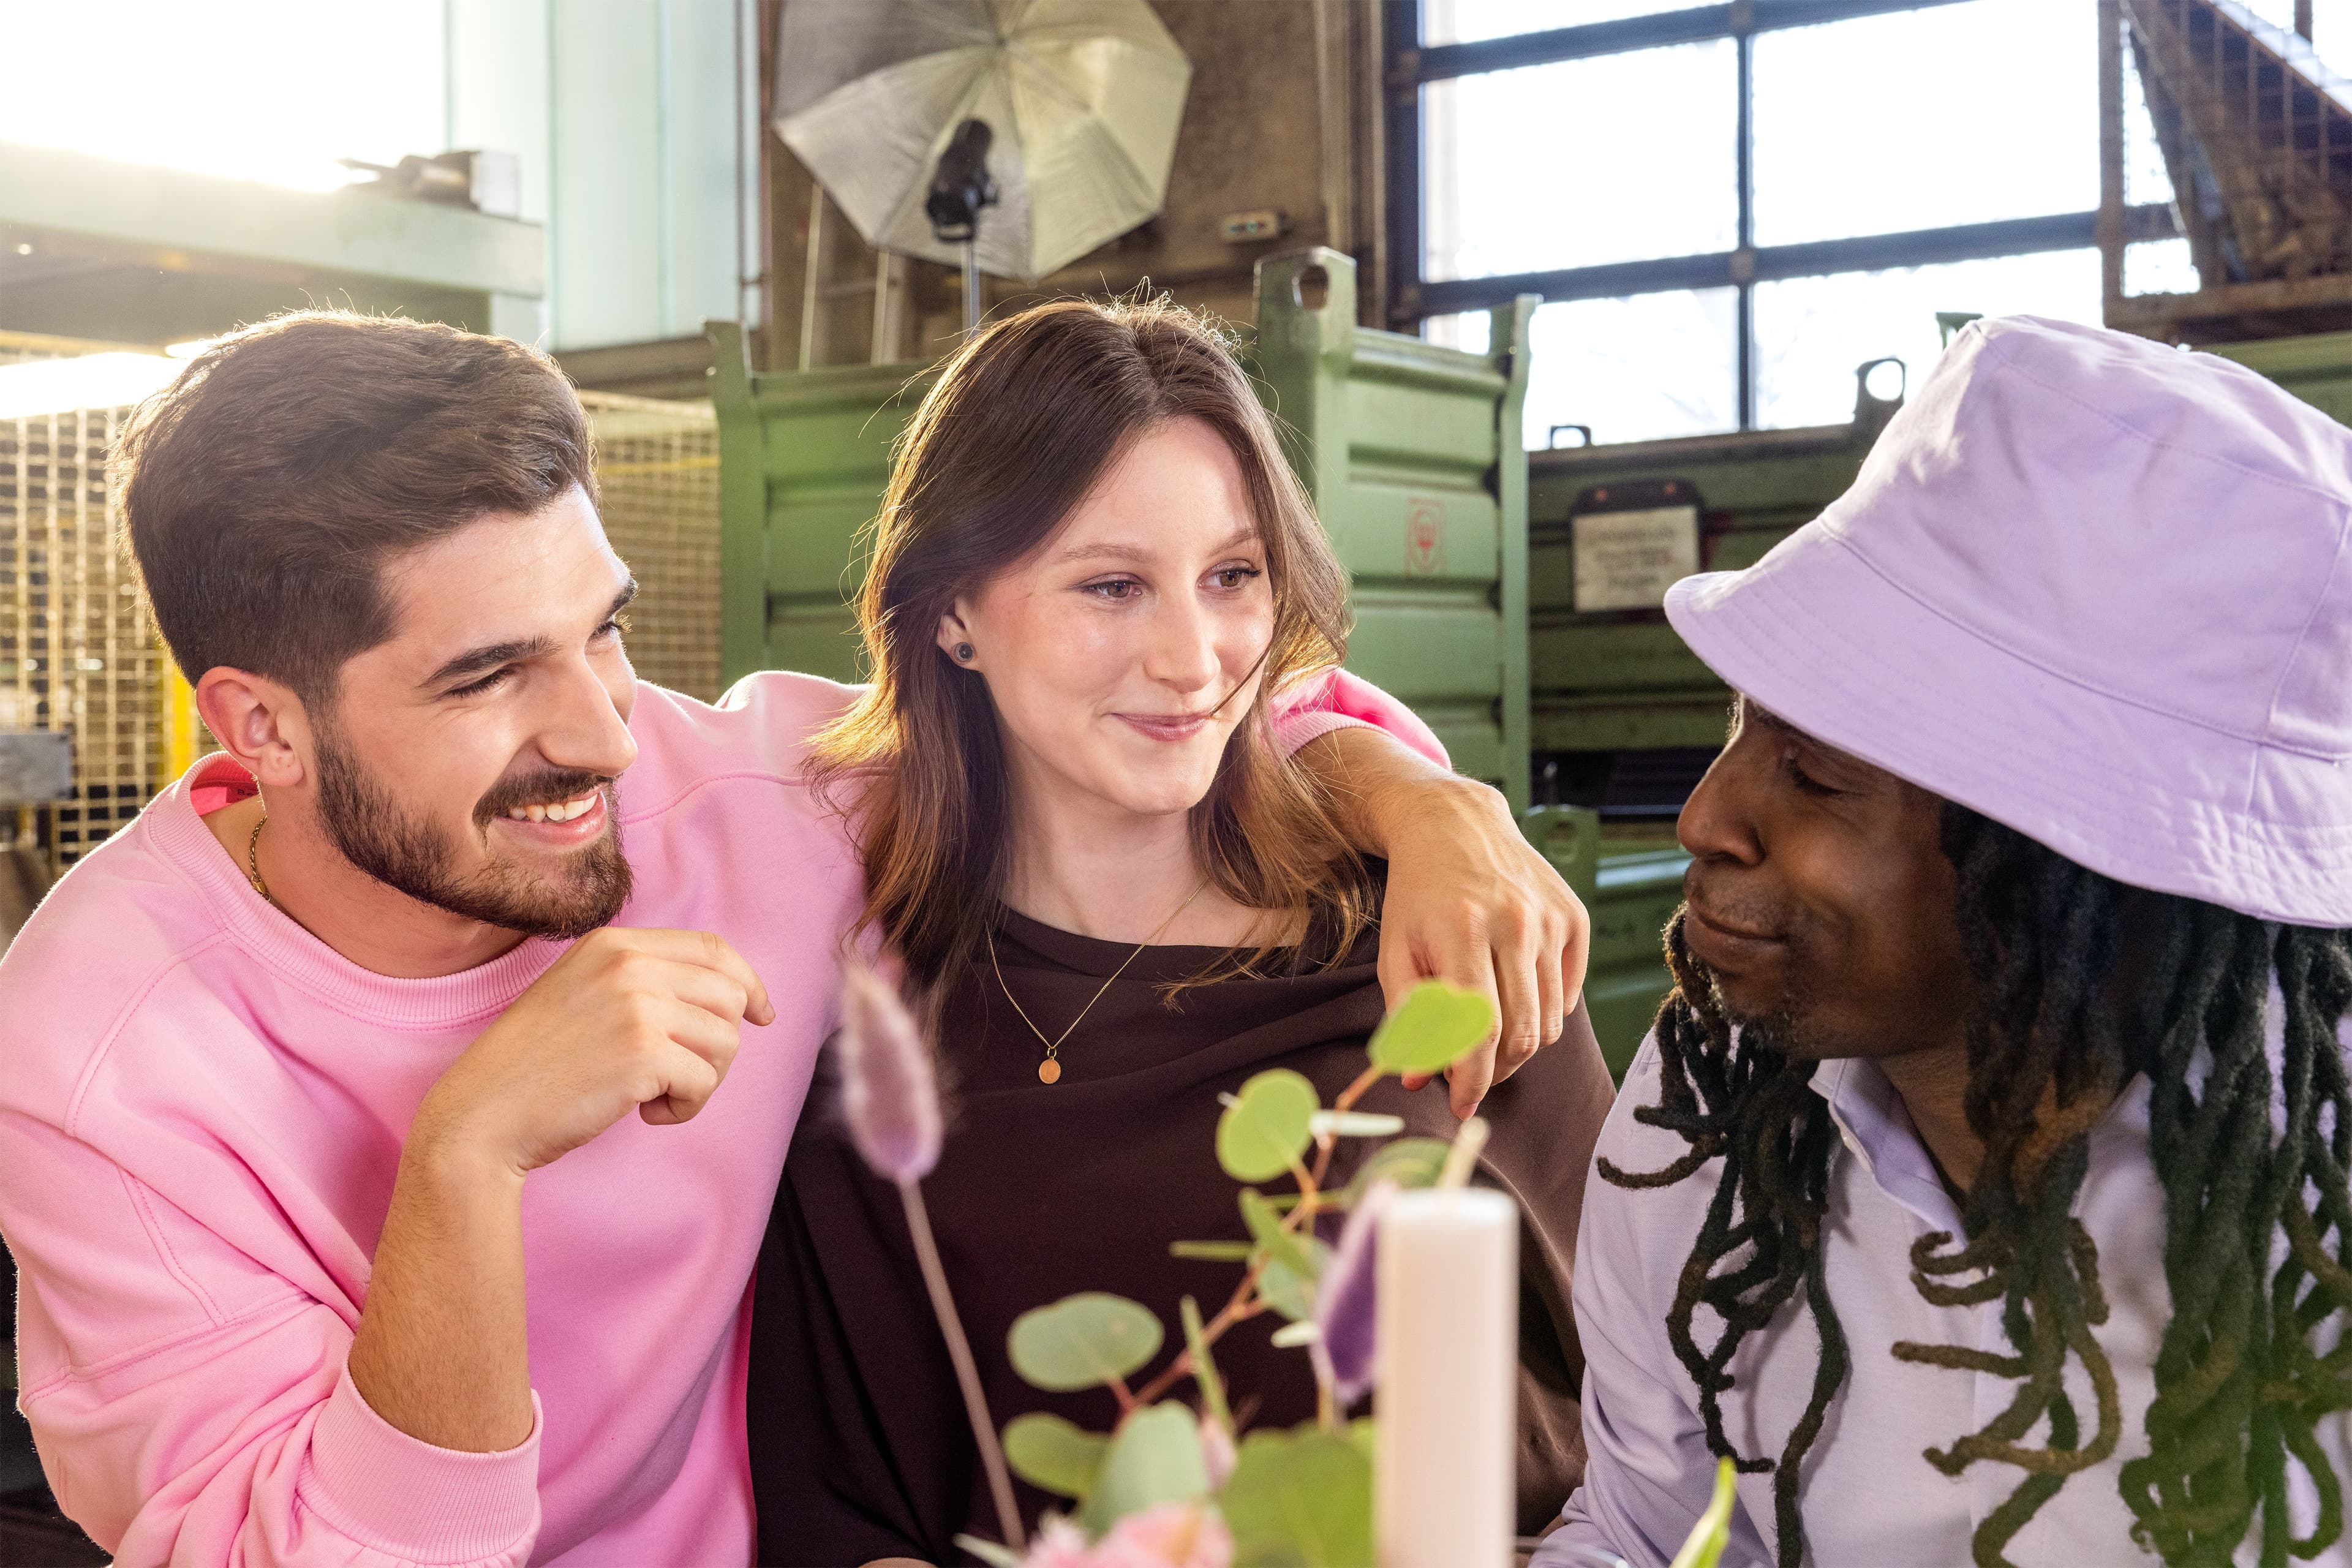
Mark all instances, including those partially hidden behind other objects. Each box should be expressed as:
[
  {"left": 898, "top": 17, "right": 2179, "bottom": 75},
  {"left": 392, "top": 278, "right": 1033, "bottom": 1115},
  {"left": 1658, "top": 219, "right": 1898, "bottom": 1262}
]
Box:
[
  {"left": 195, "top": 668, "right": 313, "bottom": 790},
  {"left": 935, "top": 603, "right": 979, "bottom": 670}
]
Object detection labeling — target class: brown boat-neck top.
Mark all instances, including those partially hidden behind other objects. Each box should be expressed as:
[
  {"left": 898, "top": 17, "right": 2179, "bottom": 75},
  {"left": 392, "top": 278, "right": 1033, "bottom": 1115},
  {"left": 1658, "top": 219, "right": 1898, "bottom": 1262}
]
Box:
[{"left": 746, "top": 899, "right": 1616, "bottom": 1567}]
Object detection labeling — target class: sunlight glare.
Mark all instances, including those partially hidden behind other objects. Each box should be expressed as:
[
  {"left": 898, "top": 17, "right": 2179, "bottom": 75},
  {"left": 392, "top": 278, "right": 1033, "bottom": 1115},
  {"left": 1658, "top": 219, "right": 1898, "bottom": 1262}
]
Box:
[{"left": 0, "top": 0, "right": 445, "bottom": 190}]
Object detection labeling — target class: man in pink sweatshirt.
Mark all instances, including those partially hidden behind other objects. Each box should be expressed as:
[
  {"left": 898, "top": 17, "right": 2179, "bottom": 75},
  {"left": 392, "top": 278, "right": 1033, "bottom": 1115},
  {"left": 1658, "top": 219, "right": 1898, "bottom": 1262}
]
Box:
[{"left": 0, "top": 313, "right": 1586, "bottom": 1567}]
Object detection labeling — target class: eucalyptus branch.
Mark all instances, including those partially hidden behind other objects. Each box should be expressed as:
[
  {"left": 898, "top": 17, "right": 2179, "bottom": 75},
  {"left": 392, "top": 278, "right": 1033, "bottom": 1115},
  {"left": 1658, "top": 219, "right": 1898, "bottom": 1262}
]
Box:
[
  {"left": 1310, "top": 1064, "right": 1389, "bottom": 1189},
  {"left": 1134, "top": 1254, "right": 1272, "bottom": 1406}
]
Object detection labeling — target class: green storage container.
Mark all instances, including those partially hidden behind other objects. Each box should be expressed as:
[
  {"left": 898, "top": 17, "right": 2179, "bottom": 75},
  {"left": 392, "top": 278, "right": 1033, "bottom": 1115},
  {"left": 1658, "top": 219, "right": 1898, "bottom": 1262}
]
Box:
[
  {"left": 1248, "top": 251, "right": 1534, "bottom": 811},
  {"left": 707, "top": 246, "right": 1536, "bottom": 810},
  {"left": 2209, "top": 330, "right": 2352, "bottom": 424},
  {"left": 1527, "top": 363, "right": 1904, "bottom": 756},
  {"left": 1521, "top": 805, "right": 1687, "bottom": 1077}
]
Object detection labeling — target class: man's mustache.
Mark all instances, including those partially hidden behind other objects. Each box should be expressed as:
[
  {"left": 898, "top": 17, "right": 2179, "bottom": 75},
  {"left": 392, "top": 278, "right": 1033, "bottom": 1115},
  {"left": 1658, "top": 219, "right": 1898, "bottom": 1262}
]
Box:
[
  {"left": 473, "top": 769, "right": 616, "bottom": 831},
  {"left": 1681, "top": 868, "right": 1789, "bottom": 944}
]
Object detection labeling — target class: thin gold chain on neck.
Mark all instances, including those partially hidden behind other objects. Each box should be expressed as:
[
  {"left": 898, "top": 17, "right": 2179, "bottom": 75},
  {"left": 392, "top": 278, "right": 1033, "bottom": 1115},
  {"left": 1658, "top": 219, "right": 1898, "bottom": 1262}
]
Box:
[
  {"left": 246, "top": 812, "right": 276, "bottom": 908},
  {"left": 989, "top": 879, "right": 1208, "bottom": 1085}
]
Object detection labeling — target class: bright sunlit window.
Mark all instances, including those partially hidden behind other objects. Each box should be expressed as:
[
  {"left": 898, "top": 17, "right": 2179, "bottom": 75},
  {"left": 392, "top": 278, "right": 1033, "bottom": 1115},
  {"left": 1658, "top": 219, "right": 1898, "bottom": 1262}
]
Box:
[
  {"left": 1406, "top": 0, "right": 2352, "bottom": 443},
  {"left": 0, "top": 0, "right": 447, "bottom": 191},
  {"left": 1749, "top": 2, "right": 2095, "bottom": 245}
]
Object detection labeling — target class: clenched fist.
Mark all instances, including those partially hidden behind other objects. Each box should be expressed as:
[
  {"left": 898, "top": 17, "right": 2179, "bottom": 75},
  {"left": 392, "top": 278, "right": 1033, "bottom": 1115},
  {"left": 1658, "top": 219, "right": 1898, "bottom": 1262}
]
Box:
[{"left": 412, "top": 927, "right": 775, "bottom": 1177}]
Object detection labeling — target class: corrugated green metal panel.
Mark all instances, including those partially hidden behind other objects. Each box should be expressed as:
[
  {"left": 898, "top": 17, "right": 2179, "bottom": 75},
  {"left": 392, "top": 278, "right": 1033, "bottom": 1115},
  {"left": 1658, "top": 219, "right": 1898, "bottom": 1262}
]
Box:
[
  {"left": 1524, "top": 807, "right": 1687, "bottom": 1078},
  {"left": 1528, "top": 399, "right": 1894, "bottom": 756},
  {"left": 2210, "top": 331, "right": 2352, "bottom": 424},
  {"left": 1250, "top": 249, "right": 1535, "bottom": 813},
  {"left": 707, "top": 326, "right": 932, "bottom": 688}
]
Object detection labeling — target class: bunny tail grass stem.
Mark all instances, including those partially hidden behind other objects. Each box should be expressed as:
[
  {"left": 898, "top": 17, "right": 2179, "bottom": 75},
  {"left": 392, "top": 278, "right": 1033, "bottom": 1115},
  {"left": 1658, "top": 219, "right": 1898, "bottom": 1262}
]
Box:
[
  {"left": 1438, "top": 1116, "right": 1490, "bottom": 1189},
  {"left": 899, "top": 1177, "right": 1025, "bottom": 1554}
]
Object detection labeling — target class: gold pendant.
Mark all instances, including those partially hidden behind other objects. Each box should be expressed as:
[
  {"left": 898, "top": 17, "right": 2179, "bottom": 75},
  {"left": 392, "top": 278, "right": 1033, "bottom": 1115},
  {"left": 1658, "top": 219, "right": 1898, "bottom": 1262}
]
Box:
[{"left": 1038, "top": 1058, "right": 1063, "bottom": 1085}]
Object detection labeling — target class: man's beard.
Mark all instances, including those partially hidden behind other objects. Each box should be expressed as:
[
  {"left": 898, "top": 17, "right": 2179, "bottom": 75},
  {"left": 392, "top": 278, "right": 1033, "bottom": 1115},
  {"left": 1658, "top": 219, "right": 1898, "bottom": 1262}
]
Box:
[
  {"left": 1671, "top": 906, "right": 1812, "bottom": 1058},
  {"left": 313, "top": 731, "right": 633, "bottom": 940}
]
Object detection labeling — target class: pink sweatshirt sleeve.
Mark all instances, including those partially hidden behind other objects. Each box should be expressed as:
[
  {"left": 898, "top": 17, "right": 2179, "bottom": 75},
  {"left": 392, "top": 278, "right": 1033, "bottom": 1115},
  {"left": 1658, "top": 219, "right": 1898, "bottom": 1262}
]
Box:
[
  {"left": 1266, "top": 668, "right": 1450, "bottom": 769},
  {"left": 2, "top": 1117, "right": 540, "bottom": 1568}
]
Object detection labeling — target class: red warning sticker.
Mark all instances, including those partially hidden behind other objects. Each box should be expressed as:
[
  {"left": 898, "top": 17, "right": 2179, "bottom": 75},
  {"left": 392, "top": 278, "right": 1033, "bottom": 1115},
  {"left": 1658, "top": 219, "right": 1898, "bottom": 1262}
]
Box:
[{"left": 1404, "top": 498, "right": 1445, "bottom": 577}]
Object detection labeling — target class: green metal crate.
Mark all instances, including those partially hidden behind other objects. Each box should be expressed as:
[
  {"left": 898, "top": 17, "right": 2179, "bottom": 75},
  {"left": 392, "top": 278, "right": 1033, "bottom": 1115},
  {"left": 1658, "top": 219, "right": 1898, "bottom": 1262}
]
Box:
[
  {"left": 2207, "top": 330, "right": 2352, "bottom": 424},
  {"left": 1250, "top": 251, "right": 1535, "bottom": 811},
  {"left": 1528, "top": 366, "right": 1903, "bottom": 756},
  {"left": 706, "top": 247, "right": 1536, "bottom": 810},
  {"left": 1521, "top": 806, "right": 1687, "bottom": 1078}
]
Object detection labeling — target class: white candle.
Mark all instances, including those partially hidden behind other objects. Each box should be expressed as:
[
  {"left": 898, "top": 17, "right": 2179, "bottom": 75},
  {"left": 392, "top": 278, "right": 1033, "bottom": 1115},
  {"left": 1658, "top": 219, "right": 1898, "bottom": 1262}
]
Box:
[{"left": 1374, "top": 1185, "right": 1518, "bottom": 1568}]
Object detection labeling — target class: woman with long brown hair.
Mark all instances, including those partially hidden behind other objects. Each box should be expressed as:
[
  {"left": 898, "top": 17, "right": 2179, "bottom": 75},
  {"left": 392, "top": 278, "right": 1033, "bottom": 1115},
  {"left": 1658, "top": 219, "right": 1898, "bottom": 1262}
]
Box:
[{"left": 744, "top": 298, "right": 1618, "bottom": 1566}]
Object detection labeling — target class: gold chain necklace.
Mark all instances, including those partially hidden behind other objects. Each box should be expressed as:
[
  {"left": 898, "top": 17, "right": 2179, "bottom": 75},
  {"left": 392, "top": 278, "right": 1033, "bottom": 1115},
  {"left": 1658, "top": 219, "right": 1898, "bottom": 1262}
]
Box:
[
  {"left": 246, "top": 812, "right": 275, "bottom": 907},
  {"left": 989, "top": 880, "right": 1208, "bottom": 1085}
]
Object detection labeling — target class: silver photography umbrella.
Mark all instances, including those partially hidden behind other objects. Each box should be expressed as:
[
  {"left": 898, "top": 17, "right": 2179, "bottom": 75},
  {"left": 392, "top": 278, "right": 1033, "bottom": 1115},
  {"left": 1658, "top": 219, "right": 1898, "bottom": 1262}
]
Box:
[{"left": 774, "top": 0, "right": 1192, "bottom": 295}]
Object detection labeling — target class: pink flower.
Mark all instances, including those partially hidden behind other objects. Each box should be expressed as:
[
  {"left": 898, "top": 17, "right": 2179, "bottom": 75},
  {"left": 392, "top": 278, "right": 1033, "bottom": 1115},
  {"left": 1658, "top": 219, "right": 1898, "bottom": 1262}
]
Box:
[
  {"left": 1016, "top": 1504, "right": 1233, "bottom": 1568},
  {"left": 1099, "top": 1502, "right": 1234, "bottom": 1568},
  {"left": 1018, "top": 1518, "right": 1100, "bottom": 1568},
  {"left": 1198, "top": 1411, "right": 1236, "bottom": 1491},
  {"left": 835, "top": 959, "right": 943, "bottom": 1183}
]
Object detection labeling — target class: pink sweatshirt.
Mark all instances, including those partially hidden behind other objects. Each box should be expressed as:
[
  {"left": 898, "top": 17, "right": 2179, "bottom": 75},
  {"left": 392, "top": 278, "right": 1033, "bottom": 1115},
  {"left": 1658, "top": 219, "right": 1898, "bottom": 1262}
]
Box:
[{"left": 0, "top": 669, "right": 1441, "bottom": 1568}]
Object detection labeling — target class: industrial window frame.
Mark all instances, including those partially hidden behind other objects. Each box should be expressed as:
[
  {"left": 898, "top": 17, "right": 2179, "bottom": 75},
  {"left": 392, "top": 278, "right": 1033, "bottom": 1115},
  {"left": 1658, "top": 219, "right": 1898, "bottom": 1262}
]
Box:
[{"left": 1382, "top": 0, "right": 2182, "bottom": 431}]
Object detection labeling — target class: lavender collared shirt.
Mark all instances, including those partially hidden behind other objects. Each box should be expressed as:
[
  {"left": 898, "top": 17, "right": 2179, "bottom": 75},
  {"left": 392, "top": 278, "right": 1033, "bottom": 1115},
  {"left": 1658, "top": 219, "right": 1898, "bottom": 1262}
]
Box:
[{"left": 1538, "top": 1014, "right": 2351, "bottom": 1568}]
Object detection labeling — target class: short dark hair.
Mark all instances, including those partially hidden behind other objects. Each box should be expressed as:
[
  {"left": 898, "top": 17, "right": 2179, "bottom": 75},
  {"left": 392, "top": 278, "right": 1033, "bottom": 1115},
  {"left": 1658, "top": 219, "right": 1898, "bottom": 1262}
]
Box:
[{"left": 115, "top": 311, "right": 598, "bottom": 702}]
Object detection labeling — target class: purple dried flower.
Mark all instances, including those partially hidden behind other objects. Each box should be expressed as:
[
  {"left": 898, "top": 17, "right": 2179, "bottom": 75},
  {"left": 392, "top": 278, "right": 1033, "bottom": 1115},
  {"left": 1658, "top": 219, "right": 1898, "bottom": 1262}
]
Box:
[
  {"left": 1199, "top": 1410, "right": 1236, "bottom": 1491},
  {"left": 1311, "top": 1180, "right": 1393, "bottom": 1408},
  {"left": 836, "top": 959, "right": 943, "bottom": 1184}
]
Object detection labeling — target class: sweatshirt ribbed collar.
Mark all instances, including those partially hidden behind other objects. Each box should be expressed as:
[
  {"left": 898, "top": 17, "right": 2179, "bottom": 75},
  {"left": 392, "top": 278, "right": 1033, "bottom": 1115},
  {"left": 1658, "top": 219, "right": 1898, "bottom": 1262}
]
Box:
[{"left": 146, "top": 755, "right": 566, "bottom": 1030}]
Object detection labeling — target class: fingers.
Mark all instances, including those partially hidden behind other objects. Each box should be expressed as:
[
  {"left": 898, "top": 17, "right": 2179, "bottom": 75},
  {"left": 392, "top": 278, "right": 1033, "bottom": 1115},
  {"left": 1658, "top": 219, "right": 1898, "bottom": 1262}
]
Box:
[
  {"left": 636, "top": 1003, "right": 737, "bottom": 1125},
  {"left": 1488, "top": 902, "right": 1544, "bottom": 1086},
  {"left": 638, "top": 1039, "right": 722, "bottom": 1126},
  {"left": 590, "top": 927, "right": 774, "bottom": 1026},
  {"left": 1535, "top": 936, "right": 1564, "bottom": 1055},
  {"left": 1377, "top": 922, "right": 1436, "bottom": 1091},
  {"left": 644, "top": 957, "right": 757, "bottom": 1030},
  {"left": 1559, "top": 890, "right": 1591, "bottom": 1020},
  {"left": 1434, "top": 910, "right": 1504, "bottom": 1121}
]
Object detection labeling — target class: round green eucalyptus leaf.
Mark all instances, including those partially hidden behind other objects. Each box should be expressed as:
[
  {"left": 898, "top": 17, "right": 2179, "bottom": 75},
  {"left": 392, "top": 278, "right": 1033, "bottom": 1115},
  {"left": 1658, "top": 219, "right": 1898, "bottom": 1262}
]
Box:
[
  {"left": 1075, "top": 1402, "right": 1212, "bottom": 1537},
  {"left": 1366, "top": 981, "right": 1496, "bottom": 1076},
  {"left": 1257, "top": 1235, "right": 1332, "bottom": 1322},
  {"left": 1221, "top": 1422, "right": 1373, "bottom": 1568},
  {"left": 1216, "top": 1069, "right": 1320, "bottom": 1182},
  {"left": 1008, "top": 1293, "right": 1166, "bottom": 1392},
  {"left": 1003, "top": 1412, "right": 1111, "bottom": 1500}
]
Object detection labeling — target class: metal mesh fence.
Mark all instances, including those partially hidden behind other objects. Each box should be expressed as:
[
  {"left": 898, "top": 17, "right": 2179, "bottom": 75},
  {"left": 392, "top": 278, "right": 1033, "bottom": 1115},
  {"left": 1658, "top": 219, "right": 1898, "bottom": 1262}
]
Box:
[
  {"left": 581, "top": 392, "right": 723, "bottom": 704},
  {"left": 0, "top": 395, "right": 168, "bottom": 878},
  {"left": 0, "top": 339, "right": 726, "bottom": 881}
]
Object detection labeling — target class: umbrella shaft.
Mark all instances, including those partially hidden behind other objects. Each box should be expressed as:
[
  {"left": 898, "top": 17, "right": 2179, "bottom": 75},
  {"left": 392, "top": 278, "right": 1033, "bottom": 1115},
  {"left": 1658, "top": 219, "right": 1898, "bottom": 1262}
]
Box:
[{"left": 961, "top": 241, "right": 981, "bottom": 336}]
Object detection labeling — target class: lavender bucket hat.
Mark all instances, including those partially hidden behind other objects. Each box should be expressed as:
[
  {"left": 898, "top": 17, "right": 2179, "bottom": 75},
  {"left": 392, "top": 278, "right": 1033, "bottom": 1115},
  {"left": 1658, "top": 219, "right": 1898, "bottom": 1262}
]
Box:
[{"left": 1664, "top": 314, "right": 2352, "bottom": 927}]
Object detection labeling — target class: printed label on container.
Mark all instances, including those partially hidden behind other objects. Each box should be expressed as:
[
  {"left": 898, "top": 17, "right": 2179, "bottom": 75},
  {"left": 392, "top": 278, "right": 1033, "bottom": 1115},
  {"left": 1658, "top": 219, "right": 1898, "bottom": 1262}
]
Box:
[{"left": 1572, "top": 505, "right": 1700, "bottom": 612}]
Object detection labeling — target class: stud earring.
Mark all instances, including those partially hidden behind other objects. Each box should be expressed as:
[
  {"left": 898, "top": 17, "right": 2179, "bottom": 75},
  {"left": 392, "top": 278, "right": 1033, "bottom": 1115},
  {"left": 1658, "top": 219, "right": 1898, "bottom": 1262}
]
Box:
[{"left": 954, "top": 643, "right": 974, "bottom": 663}]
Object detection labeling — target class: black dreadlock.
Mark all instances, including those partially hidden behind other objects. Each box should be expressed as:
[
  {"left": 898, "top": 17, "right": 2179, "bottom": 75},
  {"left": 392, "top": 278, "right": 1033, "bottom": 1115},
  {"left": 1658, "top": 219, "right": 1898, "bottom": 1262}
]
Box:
[{"left": 1600, "top": 803, "right": 2352, "bottom": 1568}]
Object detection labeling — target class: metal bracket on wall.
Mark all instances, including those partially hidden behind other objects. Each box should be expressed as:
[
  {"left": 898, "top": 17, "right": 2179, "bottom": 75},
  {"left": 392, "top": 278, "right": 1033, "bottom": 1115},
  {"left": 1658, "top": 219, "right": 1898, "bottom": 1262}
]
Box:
[{"left": 0, "top": 731, "right": 72, "bottom": 805}]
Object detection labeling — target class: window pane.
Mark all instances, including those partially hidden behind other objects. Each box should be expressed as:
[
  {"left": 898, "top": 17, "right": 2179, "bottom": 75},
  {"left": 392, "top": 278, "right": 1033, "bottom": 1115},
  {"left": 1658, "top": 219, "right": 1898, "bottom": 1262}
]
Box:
[
  {"left": 0, "top": 0, "right": 445, "bottom": 191},
  {"left": 1423, "top": 0, "right": 1701, "bottom": 45},
  {"left": 1423, "top": 42, "right": 1738, "bottom": 281},
  {"left": 1753, "top": 0, "right": 2096, "bottom": 247},
  {"left": 1434, "top": 288, "right": 1740, "bottom": 448},
  {"left": 2122, "top": 37, "right": 2175, "bottom": 209},
  {"left": 2234, "top": 0, "right": 2352, "bottom": 64},
  {"left": 2126, "top": 237, "right": 2200, "bottom": 296},
  {"left": 1754, "top": 250, "right": 2101, "bottom": 429}
]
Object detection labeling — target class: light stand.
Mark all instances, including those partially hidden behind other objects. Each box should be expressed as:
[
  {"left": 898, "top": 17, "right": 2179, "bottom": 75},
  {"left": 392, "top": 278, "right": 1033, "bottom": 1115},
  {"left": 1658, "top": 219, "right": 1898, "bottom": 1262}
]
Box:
[{"left": 924, "top": 118, "right": 998, "bottom": 336}]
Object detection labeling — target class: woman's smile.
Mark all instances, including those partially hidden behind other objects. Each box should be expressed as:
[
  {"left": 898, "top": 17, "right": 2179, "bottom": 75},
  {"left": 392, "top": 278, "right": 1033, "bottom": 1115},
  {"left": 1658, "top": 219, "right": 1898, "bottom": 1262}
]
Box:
[{"left": 1114, "top": 709, "right": 1213, "bottom": 742}]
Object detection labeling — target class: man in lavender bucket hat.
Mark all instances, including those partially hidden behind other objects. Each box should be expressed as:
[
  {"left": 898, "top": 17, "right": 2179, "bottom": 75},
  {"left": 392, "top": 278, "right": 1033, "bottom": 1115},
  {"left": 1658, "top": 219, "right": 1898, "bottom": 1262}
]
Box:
[{"left": 1536, "top": 316, "right": 2352, "bottom": 1568}]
